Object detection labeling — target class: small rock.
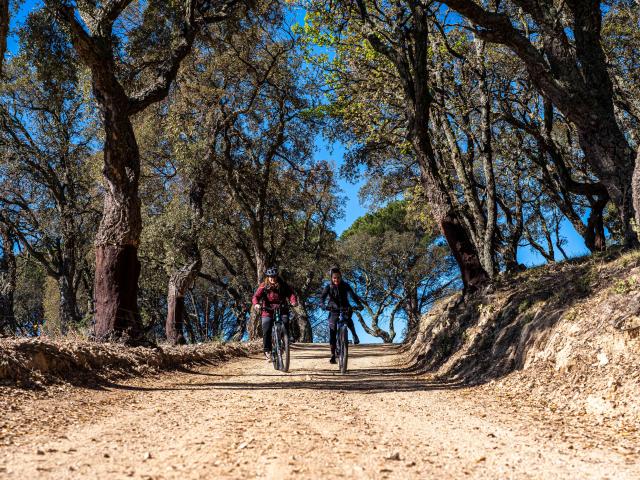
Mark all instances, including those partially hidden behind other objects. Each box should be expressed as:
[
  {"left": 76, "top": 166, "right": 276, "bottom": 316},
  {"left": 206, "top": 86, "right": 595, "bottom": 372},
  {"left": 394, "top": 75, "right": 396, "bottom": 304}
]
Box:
[
  {"left": 36, "top": 448, "right": 45, "bottom": 455},
  {"left": 103, "top": 453, "right": 110, "bottom": 458},
  {"left": 385, "top": 452, "right": 401, "bottom": 461},
  {"left": 597, "top": 352, "right": 609, "bottom": 366},
  {"left": 476, "top": 456, "right": 486, "bottom": 463},
  {"left": 143, "top": 452, "right": 152, "bottom": 460}
]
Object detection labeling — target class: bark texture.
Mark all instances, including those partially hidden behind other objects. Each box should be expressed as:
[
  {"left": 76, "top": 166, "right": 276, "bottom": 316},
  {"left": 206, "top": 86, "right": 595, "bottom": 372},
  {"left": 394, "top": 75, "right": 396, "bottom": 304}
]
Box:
[
  {"left": 94, "top": 245, "right": 142, "bottom": 341},
  {"left": 292, "top": 304, "right": 313, "bottom": 343}
]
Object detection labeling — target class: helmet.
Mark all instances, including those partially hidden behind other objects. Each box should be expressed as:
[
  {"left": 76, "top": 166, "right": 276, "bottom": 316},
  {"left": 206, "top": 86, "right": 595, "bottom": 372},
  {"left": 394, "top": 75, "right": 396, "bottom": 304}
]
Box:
[{"left": 265, "top": 266, "right": 278, "bottom": 277}]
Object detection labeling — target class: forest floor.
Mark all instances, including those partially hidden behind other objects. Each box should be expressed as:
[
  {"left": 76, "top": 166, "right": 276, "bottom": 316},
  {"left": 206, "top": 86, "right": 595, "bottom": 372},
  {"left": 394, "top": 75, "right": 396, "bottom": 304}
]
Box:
[{"left": 1, "top": 343, "right": 639, "bottom": 479}]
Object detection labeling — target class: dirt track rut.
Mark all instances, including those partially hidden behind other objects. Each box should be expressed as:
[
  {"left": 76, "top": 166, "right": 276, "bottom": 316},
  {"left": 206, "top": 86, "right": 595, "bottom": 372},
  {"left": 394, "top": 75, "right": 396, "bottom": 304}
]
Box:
[{"left": 1, "top": 343, "right": 638, "bottom": 479}]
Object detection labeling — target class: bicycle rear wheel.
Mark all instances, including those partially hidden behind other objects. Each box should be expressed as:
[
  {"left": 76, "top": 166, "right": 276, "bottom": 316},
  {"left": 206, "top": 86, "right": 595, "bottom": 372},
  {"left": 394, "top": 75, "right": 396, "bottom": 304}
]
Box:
[{"left": 338, "top": 326, "right": 348, "bottom": 374}]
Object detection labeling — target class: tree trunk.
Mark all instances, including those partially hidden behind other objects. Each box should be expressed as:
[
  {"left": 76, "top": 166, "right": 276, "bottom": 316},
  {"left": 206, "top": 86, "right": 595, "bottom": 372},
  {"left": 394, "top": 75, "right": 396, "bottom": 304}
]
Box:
[
  {"left": 576, "top": 125, "right": 636, "bottom": 247},
  {"left": 92, "top": 104, "right": 144, "bottom": 341},
  {"left": 0, "top": 0, "right": 8, "bottom": 73},
  {"left": 439, "top": 210, "right": 490, "bottom": 292},
  {"left": 584, "top": 196, "right": 608, "bottom": 252},
  {"left": 414, "top": 128, "right": 489, "bottom": 292},
  {"left": 0, "top": 229, "right": 16, "bottom": 336},
  {"left": 58, "top": 273, "right": 80, "bottom": 333},
  {"left": 248, "top": 248, "right": 267, "bottom": 340},
  {"left": 476, "top": 39, "right": 497, "bottom": 277},
  {"left": 166, "top": 284, "right": 187, "bottom": 345},
  {"left": 404, "top": 286, "right": 420, "bottom": 335},
  {"left": 293, "top": 304, "right": 313, "bottom": 343},
  {"left": 166, "top": 262, "right": 201, "bottom": 345},
  {"left": 633, "top": 146, "right": 640, "bottom": 239}
]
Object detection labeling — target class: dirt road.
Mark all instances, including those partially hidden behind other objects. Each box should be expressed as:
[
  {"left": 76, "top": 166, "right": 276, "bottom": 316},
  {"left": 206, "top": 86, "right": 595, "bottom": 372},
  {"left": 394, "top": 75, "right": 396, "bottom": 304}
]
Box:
[{"left": 1, "top": 344, "right": 638, "bottom": 479}]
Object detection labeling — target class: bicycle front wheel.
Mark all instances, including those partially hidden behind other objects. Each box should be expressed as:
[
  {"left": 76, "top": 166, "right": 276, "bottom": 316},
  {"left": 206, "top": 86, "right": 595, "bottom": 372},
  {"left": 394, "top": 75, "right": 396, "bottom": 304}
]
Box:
[
  {"left": 271, "top": 326, "right": 279, "bottom": 370},
  {"left": 338, "top": 326, "right": 348, "bottom": 374},
  {"left": 280, "top": 325, "right": 290, "bottom": 372}
]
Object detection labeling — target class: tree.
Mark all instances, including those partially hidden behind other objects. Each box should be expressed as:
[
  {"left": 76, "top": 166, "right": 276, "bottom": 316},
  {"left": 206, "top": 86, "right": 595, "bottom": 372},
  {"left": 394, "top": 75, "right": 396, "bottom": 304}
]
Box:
[
  {"left": 43, "top": 0, "right": 247, "bottom": 342},
  {"left": 165, "top": 14, "right": 335, "bottom": 341},
  {"left": 440, "top": 0, "right": 638, "bottom": 245},
  {"left": 340, "top": 201, "right": 457, "bottom": 342},
  {"left": 0, "top": 12, "right": 100, "bottom": 331},
  {"left": 303, "top": 0, "right": 490, "bottom": 292}
]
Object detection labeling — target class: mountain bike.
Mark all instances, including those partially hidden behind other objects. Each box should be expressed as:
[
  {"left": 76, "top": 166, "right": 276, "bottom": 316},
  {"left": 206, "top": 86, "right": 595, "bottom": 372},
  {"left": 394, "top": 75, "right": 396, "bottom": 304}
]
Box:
[
  {"left": 270, "top": 306, "right": 290, "bottom": 372},
  {"left": 335, "top": 308, "right": 350, "bottom": 374}
]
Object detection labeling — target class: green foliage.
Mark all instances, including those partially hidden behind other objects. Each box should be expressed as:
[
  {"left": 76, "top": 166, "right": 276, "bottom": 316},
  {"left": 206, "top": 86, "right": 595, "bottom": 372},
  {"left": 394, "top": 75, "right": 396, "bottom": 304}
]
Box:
[{"left": 342, "top": 200, "right": 409, "bottom": 238}]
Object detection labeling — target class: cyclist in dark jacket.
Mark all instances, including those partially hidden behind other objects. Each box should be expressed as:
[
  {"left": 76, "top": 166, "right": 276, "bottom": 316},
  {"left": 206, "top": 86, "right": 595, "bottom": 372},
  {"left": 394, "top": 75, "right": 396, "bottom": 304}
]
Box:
[
  {"left": 252, "top": 267, "right": 298, "bottom": 361},
  {"left": 320, "top": 266, "right": 363, "bottom": 363}
]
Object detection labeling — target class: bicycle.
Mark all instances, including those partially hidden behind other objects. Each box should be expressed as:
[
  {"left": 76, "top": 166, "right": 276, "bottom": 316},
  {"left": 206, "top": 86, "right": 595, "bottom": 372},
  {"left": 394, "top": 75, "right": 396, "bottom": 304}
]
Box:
[
  {"left": 269, "top": 306, "right": 290, "bottom": 373},
  {"left": 334, "top": 308, "right": 350, "bottom": 374}
]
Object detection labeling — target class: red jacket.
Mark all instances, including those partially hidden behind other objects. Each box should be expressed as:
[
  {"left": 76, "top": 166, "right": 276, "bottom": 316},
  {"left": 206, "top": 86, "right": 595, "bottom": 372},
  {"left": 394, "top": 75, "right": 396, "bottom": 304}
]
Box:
[{"left": 252, "top": 279, "right": 298, "bottom": 318}]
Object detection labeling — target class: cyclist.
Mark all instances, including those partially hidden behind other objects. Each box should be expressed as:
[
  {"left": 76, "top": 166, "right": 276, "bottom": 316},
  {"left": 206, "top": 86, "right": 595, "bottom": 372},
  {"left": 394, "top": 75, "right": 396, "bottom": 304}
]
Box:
[
  {"left": 320, "top": 266, "right": 364, "bottom": 364},
  {"left": 252, "top": 267, "right": 298, "bottom": 361}
]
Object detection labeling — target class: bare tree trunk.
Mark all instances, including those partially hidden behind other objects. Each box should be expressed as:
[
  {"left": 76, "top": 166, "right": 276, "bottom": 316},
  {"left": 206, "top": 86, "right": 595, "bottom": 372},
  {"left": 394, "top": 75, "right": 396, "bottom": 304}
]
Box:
[
  {"left": 230, "top": 310, "right": 248, "bottom": 341},
  {"left": 0, "top": 228, "right": 16, "bottom": 336},
  {"left": 404, "top": 286, "right": 420, "bottom": 334},
  {"left": 204, "top": 295, "right": 210, "bottom": 340},
  {"left": 166, "top": 283, "right": 187, "bottom": 345},
  {"left": 577, "top": 125, "right": 636, "bottom": 246}
]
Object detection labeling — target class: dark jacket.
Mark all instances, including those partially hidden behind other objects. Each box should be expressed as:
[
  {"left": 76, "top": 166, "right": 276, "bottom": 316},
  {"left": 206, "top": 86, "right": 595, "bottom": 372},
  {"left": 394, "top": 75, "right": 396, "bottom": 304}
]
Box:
[
  {"left": 252, "top": 278, "right": 298, "bottom": 318},
  {"left": 320, "top": 281, "right": 362, "bottom": 312}
]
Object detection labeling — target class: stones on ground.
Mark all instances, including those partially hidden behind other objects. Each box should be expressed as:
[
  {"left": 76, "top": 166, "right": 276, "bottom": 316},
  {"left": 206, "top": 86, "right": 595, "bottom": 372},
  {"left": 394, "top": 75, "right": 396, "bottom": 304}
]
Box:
[{"left": 385, "top": 452, "right": 401, "bottom": 461}]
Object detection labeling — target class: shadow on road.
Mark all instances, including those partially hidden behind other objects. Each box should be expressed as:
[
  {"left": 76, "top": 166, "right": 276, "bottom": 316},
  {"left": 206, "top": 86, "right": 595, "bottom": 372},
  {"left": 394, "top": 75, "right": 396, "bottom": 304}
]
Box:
[{"left": 105, "top": 344, "right": 467, "bottom": 394}]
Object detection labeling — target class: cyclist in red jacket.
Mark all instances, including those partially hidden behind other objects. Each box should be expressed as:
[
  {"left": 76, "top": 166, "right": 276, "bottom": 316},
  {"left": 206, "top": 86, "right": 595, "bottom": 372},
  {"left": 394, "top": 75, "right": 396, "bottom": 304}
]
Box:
[{"left": 252, "top": 267, "right": 298, "bottom": 361}]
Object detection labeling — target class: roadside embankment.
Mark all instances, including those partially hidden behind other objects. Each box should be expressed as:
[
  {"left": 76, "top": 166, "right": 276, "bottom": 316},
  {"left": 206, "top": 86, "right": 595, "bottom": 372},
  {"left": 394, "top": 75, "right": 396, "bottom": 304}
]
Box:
[
  {"left": 0, "top": 337, "right": 260, "bottom": 388},
  {"left": 405, "top": 249, "right": 640, "bottom": 427}
]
